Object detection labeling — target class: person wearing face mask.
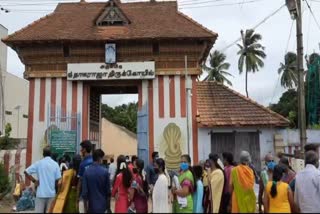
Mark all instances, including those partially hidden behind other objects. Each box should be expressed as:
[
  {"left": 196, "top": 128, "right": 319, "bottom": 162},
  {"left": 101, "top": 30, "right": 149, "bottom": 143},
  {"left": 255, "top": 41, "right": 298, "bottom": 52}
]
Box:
[
  {"left": 259, "top": 153, "right": 274, "bottom": 213},
  {"left": 172, "top": 154, "right": 195, "bottom": 213},
  {"left": 152, "top": 158, "right": 170, "bottom": 213}
]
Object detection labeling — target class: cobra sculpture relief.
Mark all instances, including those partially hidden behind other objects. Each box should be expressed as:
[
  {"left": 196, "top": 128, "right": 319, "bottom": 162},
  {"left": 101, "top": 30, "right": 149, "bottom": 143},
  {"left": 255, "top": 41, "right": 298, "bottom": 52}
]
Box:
[{"left": 163, "top": 123, "right": 182, "bottom": 170}]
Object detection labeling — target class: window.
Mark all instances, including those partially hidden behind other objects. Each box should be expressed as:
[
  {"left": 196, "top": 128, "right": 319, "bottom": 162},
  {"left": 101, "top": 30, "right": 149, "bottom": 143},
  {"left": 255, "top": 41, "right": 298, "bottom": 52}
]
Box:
[
  {"left": 95, "top": 1, "right": 129, "bottom": 27},
  {"left": 5, "top": 111, "right": 12, "bottom": 115}
]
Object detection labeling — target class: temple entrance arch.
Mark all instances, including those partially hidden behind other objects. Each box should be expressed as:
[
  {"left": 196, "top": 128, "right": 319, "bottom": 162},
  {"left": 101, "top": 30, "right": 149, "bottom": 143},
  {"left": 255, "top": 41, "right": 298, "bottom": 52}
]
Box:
[{"left": 3, "top": 0, "right": 217, "bottom": 168}]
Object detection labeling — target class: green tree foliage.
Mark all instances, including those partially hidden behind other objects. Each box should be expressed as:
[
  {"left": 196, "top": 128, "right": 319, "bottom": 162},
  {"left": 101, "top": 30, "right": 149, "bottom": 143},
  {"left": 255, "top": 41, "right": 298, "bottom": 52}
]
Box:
[
  {"left": 278, "top": 52, "right": 298, "bottom": 89},
  {"left": 0, "top": 123, "right": 18, "bottom": 150},
  {"left": 0, "top": 163, "right": 9, "bottom": 194},
  {"left": 307, "top": 53, "right": 320, "bottom": 66},
  {"left": 202, "top": 50, "right": 233, "bottom": 86},
  {"left": 101, "top": 102, "right": 138, "bottom": 133},
  {"left": 5, "top": 123, "right": 12, "bottom": 137},
  {"left": 269, "top": 89, "right": 298, "bottom": 128},
  {"left": 237, "top": 29, "right": 266, "bottom": 97}
]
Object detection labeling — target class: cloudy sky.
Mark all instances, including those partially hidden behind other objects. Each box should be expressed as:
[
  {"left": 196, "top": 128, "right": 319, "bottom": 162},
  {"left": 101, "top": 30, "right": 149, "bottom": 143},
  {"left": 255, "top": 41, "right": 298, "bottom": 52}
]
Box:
[{"left": 1, "top": 0, "right": 320, "bottom": 107}]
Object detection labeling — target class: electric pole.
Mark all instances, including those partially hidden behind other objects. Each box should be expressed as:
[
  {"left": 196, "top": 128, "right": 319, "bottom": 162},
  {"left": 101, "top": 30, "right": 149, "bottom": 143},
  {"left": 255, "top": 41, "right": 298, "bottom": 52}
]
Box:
[
  {"left": 0, "top": 65, "right": 4, "bottom": 136},
  {"left": 185, "top": 55, "right": 191, "bottom": 159},
  {"left": 296, "top": 0, "right": 307, "bottom": 154},
  {"left": 286, "top": 0, "right": 307, "bottom": 156}
]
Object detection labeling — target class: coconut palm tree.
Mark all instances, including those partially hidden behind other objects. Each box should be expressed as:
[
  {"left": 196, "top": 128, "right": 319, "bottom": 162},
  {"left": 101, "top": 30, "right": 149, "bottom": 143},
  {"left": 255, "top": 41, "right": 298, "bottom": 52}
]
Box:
[
  {"left": 237, "top": 29, "right": 266, "bottom": 97},
  {"left": 202, "top": 50, "right": 233, "bottom": 86},
  {"left": 278, "top": 52, "right": 298, "bottom": 89}
]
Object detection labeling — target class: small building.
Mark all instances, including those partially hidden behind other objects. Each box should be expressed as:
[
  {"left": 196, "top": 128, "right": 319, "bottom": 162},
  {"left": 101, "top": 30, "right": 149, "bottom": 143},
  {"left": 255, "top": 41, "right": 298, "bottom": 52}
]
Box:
[
  {"left": 101, "top": 118, "right": 137, "bottom": 160},
  {"left": 196, "top": 82, "right": 290, "bottom": 170},
  {"left": 3, "top": 72, "right": 29, "bottom": 139},
  {"left": 0, "top": 24, "right": 7, "bottom": 135},
  {"left": 0, "top": 25, "right": 29, "bottom": 139}
]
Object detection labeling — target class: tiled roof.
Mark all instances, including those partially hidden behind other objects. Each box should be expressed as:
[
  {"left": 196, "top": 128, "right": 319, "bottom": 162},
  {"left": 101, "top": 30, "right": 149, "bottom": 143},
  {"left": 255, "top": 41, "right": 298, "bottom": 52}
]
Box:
[
  {"left": 3, "top": 0, "right": 217, "bottom": 44},
  {"left": 196, "top": 82, "right": 290, "bottom": 127}
]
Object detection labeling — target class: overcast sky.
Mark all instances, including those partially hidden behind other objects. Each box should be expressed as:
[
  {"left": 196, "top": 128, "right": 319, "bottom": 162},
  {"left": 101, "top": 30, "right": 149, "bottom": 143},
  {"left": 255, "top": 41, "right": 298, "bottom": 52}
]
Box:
[{"left": 1, "top": 0, "right": 320, "bottom": 107}]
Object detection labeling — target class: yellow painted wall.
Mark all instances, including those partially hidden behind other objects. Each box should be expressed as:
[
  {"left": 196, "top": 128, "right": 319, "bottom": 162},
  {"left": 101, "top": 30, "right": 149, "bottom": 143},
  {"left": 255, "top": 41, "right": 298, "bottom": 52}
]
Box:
[{"left": 101, "top": 118, "right": 137, "bottom": 160}]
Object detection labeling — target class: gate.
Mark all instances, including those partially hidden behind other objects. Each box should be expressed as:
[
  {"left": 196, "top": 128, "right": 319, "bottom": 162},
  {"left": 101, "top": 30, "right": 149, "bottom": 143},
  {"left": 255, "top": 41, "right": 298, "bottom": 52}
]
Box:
[
  {"left": 137, "top": 104, "right": 149, "bottom": 168},
  {"left": 46, "top": 105, "right": 81, "bottom": 157}
]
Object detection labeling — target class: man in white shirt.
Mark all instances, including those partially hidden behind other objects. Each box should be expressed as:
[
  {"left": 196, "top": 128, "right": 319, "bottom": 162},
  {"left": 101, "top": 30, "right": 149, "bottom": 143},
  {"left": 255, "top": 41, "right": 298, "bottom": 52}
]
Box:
[
  {"left": 304, "top": 143, "right": 320, "bottom": 169},
  {"left": 294, "top": 151, "right": 320, "bottom": 213},
  {"left": 108, "top": 157, "right": 116, "bottom": 183}
]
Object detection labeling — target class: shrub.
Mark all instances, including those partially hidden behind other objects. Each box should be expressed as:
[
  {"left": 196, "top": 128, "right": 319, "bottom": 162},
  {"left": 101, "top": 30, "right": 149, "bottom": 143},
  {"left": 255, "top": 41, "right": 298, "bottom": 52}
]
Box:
[
  {"left": 0, "top": 163, "right": 9, "bottom": 193},
  {"left": 0, "top": 123, "right": 19, "bottom": 150}
]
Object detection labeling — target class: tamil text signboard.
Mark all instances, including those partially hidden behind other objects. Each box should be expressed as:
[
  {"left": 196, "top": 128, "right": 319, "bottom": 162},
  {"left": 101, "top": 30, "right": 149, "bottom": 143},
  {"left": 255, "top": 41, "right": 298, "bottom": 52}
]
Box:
[
  {"left": 50, "top": 130, "right": 77, "bottom": 157},
  {"left": 67, "top": 61, "right": 155, "bottom": 81}
]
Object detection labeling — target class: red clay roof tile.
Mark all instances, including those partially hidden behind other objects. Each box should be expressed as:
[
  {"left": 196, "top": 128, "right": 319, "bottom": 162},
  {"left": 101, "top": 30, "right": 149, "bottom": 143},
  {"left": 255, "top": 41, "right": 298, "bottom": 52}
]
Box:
[
  {"left": 196, "top": 81, "right": 290, "bottom": 127},
  {"left": 3, "top": 1, "right": 217, "bottom": 44}
]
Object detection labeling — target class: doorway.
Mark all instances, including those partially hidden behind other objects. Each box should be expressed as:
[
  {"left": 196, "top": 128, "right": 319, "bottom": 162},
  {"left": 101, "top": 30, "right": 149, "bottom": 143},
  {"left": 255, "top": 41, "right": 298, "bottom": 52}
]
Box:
[
  {"left": 211, "top": 132, "right": 261, "bottom": 171},
  {"left": 88, "top": 81, "right": 141, "bottom": 162}
]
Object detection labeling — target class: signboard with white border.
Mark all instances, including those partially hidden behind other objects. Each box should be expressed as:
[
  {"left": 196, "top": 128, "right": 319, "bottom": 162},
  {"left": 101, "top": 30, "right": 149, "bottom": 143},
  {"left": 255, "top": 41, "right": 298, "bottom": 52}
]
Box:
[{"left": 67, "top": 61, "right": 155, "bottom": 81}]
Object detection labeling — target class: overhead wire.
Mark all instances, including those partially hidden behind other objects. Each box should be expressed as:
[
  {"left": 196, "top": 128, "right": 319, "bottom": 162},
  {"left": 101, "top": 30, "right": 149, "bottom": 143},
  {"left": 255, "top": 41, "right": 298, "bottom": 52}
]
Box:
[
  {"left": 179, "top": 0, "right": 263, "bottom": 9},
  {"left": 178, "top": 0, "right": 228, "bottom": 4},
  {"left": 220, "top": 3, "right": 285, "bottom": 52},
  {"left": 304, "top": 0, "right": 320, "bottom": 33},
  {"left": 306, "top": 0, "right": 312, "bottom": 54},
  {"left": 2, "top": 0, "right": 264, "bottom": 9},
  {"left": 0, "top": 2, "right": 76, "bottom": 6},
  {"left": 269, "top": 19, "right": 295, "bottom": 105},
  {"left": 1, "top": 0, "right": 265, "bottom": 13},
  {"left": 286, "top": 20, "right": 295, "bottom": 53},
  {"left": 178, "top": 0, "right": 249, "bottom": 6}
]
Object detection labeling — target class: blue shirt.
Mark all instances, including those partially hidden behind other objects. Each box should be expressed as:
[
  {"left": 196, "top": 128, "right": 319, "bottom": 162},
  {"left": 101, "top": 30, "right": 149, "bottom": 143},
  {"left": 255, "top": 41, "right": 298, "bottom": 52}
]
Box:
[
  {"left": 147, "top": 162, "right": 158, "bottom": 185},
  {"left": 193, "top": 180, "right": 204, "bottom": 213},
  {"left": 78, "top": 155, "right": 93, "bottom": 178},
  {"left": 25, "top": 157, "right": 61, "bottom": 198},
  {"left": 82, "top": 163, "right": 110, "bottom": 213}
]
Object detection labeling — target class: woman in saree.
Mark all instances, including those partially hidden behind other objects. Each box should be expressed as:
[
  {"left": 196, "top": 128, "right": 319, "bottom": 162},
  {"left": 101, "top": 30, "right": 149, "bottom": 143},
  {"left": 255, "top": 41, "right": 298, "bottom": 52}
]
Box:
[
  {"left": 173, "top": 154, "right": 195, "bottom": 213},
  {"left": 230, "top": 151, "right": 256, "bottom": 213},
  {"left": 208, "top": 153, "right": 225, "bottom": 213}
]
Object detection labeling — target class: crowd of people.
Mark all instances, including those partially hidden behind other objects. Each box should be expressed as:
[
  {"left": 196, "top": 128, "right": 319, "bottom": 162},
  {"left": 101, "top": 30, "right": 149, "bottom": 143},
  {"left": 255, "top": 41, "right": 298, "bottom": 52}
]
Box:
[{"left": 23, "top": 140, "right": 320, "bottom": 213}]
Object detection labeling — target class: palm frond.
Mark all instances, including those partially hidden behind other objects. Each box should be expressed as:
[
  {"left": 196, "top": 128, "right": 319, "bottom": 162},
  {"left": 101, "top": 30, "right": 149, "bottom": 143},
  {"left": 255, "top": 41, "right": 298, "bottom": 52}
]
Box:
[
  {"left": 217, "top": 63, "right": 231, "bottom": 71},
  {"left": 253, "top": 50, "right": 267, "bottom": 59},
  {"left": 220, "top": 70, "right": 234, "bottom": 77},
  {"left": 237, "top": 44, "right": 244, "bottom": 50},
  {"left": 223, "top": 77, "right": 233, "bottom": 86}
]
